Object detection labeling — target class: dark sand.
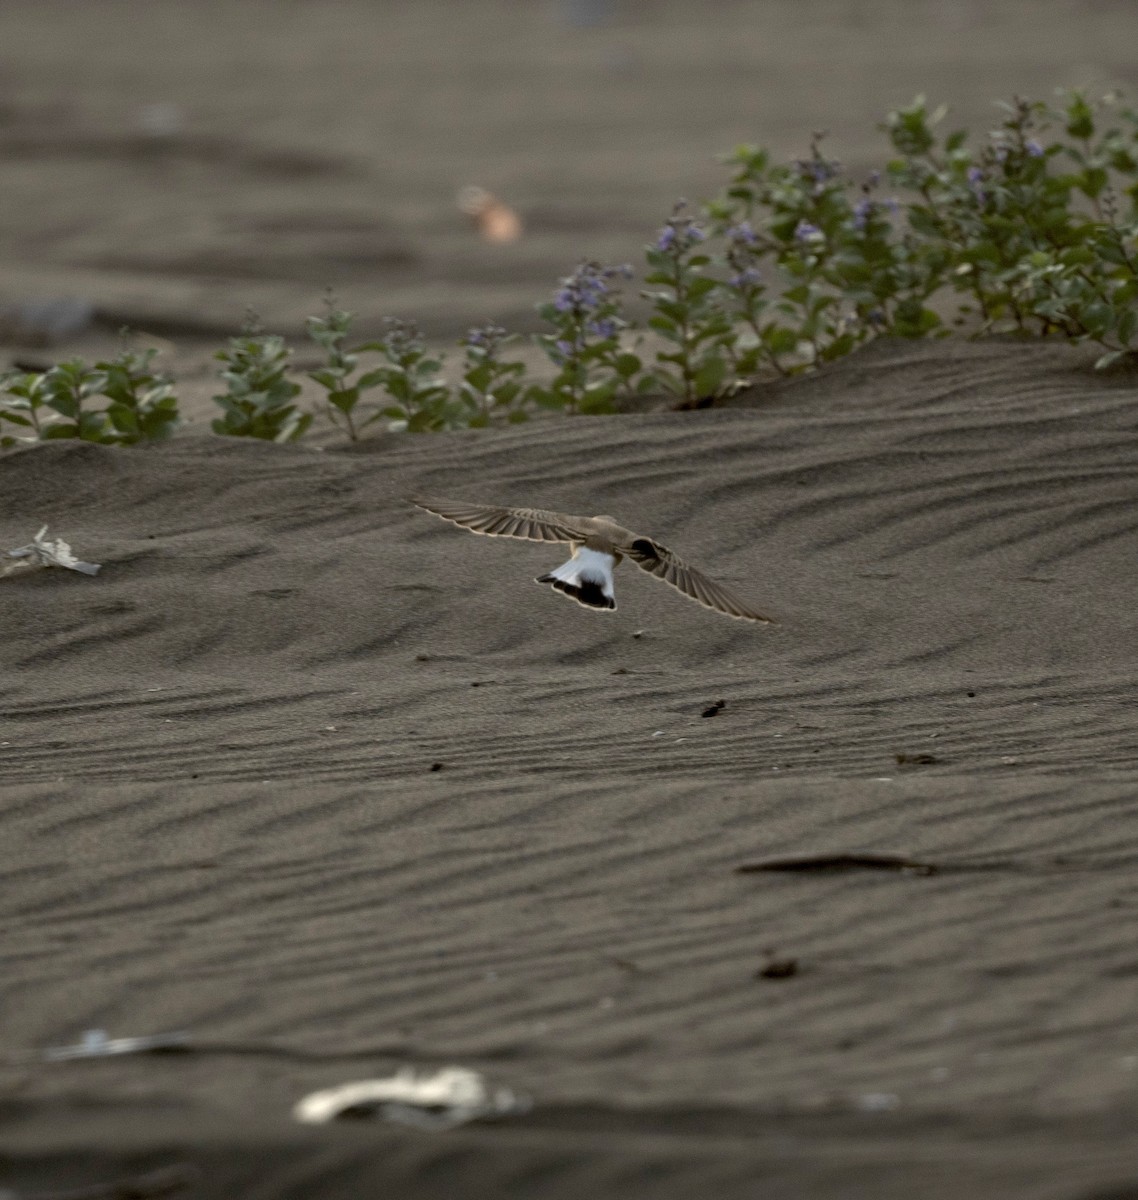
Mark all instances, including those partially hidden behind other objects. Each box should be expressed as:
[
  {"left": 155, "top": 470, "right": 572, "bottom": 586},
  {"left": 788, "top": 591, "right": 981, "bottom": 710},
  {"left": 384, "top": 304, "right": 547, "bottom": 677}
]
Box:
[{"left": 4, "top": 4, "right": 1138, "bottom": 1198}]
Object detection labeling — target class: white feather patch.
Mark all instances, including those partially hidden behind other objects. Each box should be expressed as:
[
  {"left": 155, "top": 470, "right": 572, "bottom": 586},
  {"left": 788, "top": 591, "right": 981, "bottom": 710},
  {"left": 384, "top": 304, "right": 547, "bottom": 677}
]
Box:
[{"left": 547, "top": 546, "right": 616, "bottom": 602}]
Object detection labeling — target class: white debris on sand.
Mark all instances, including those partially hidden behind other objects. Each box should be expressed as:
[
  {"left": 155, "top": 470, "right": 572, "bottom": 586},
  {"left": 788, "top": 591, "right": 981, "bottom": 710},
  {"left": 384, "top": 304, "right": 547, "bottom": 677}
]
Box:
[
  {"left": 3, "top": 525, "right": 100, "bottom": 577},
  {"left": 294, "top": 1067, "right": 531, "bottom": 1129}
]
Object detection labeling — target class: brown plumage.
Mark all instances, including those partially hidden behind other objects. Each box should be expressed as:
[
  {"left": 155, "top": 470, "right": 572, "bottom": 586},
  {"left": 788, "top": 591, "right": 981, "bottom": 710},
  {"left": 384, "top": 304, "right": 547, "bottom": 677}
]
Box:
[{"left": 409, "top": 496, "right": 774, "bottom": 623}]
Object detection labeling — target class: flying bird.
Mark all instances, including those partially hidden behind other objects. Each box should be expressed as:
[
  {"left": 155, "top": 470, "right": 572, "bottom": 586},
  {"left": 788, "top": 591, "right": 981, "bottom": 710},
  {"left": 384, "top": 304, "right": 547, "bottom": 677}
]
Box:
[{"left": 409, "top": 496, "right": 774, "bottom": 622}]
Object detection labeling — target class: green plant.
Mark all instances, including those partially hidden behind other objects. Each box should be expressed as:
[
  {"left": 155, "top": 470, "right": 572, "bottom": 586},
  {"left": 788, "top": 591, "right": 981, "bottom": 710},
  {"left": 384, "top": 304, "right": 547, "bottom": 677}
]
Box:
[
  {"left": 706, "top": 135, "right": 945, "bottom": 377},
  {"left": 885, "top": 91, "right": 1138, "bottom": 366},
  {"left": 306, "top": 298, "right": 390, "bottom": 440},
  {"left": 365, "top": 318, "right": 459, "bottom": 432},
  {"left": 38, "top": 359, "right": 112, "bottom": 440},
  {"left": 458, "top": 324, "right": 528, "bottom": 425},
  {"left": 1, "top": 369, "right": 63, "bottom": 446},
  {"left": 641, "top": 202, "right": 735, "bottom": 404},
  {"left": 5, "top": 85, "right": 1137, "bottom": 452},
  {"left": 212, "top": 319, "right": 310, "bottom": 441},
  {"left": 96, "top": 345, "right": 181, "bottom": 443},
  {"left": 529, "top": 260, "right": 642, "bottom": 413},
  {"left": 1, "top": 347, "right": 181, "bottom": 447}
]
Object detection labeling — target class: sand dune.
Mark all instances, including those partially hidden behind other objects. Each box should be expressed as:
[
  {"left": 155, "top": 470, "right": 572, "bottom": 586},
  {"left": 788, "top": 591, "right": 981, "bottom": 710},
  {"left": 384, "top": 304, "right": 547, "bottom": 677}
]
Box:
[
  {"left": 5, "top": 0, "right": 1138, "bottom": 1192},
  {"left": 4, "top": 338, "right": 1138, "bottom": 1198}
]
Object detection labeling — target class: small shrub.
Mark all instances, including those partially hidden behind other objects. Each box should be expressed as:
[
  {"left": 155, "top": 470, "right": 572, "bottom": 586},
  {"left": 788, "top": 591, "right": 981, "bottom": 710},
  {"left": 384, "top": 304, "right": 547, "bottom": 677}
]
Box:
[
  {"left": 458, "top": 324, "right": 528, "bottom": 425},
  {"left": 212, "top": 319, "right": 310, "bottom": 441},
  {"left": 364, "top": 318, "right": 458, "bottom": 432},
  {"left": 1, "top": 368, "right": 65, "bottom": 446},
  {"left": 706, "top": 135, "right": 945, "bottom": 376},
  {"left": 96, "top": 346, "right": 181, "bottom": 443},
  {"left": 885, "top": 90, "right": 1138, "bottom": 367},
  {"left": 306, "top": 298, "right": 390, "bottom": 440},
  {"left": 0, "top": 349, "right": 180, "bottom": 447},
  {"left": 529, "top": 260, "right": 642, "bottom": 413},
  {"left": 642, "top": 201, "right": 734, "bottom": 403}
]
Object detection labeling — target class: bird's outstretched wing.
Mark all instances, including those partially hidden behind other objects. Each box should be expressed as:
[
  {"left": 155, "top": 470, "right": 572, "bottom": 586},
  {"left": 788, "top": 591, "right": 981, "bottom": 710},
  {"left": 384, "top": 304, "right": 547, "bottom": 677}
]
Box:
[
  {"left": 622, "top": 536, "right": 774, "bottom": 623},
  {"left": 409, "top": 496, "right": 589, "bottom": 544}
]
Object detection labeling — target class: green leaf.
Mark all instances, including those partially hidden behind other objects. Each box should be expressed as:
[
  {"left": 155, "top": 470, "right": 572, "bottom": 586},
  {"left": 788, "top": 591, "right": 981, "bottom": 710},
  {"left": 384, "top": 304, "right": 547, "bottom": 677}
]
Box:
[
  {"left": 765, "top": 327, "right": 799, "bottom": 355},
  {"left": 328, "top": 388, "right": 358, "bottom": 414},
  {"left": 693, "top": 356, "right": 727, "bottom": 398},
  {"left": 686, "top": 277, "right": 720, "bottom": 301},
  {"left": 406, "top": 410, "right": 437, "bottom": 433},
  {"left": 1117, "top": 306, "right": 1137, "bottom": 346},
  {"left": 309, "top": 369, "right": 343, "bottom": 391},
  {"left": 1078, "top": 166, "right": 1109, "bottom": 200},
  {"left": 647, "top": 315, "right": 681, "bottom": 341},
  {"left": 1065, "top": 93, "right": 1095, "bottom": 140},
  {"left": 42, "top": 424, "right": 79, "bottom": 440},
  {"left": 355, "top": 368, "right": 389, "bottom": 391}
]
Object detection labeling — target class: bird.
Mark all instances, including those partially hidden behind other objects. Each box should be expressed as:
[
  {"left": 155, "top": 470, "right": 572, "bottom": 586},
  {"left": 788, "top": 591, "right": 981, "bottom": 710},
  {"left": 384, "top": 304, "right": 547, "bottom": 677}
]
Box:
[{"left": 408, "top": 496, "right": 774, "bottom": 623}]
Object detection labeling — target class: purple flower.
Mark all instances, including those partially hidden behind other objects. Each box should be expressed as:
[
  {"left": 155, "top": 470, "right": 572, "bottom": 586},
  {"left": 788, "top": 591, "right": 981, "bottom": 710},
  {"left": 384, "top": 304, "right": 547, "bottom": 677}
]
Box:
[
  {"left": 797, "top": 155, "right": 841, "bottom": 196},
  {"left": 554, "top": 339, "right": 574, "bottom": 358},
  {"left": 655, "top": 212, "right": 706, "bottom": 255},
  {"left": 794, "top": 220, "right": 822, "bottom": 244},
  {"left": 728, "top": 221, "right": 758, "bottom": 247},
  {"left": 380, "top": 317, "right": 421, "bottom": 356},
  {"left": 1026, "top": 138, "right": 1044, "bottom": 158},
  {"left": 798, "top": 157, "right": 839, "bottom": 185},
  {"left": 553, "top": 262, "right": 614, "bottom": 313},
  {"left": 729, "top": 267, "right": 762, "bottom": 290},
  {"left": 852, "top": 197, "right": 873, "bottom": 232},
  {"left": 463, "top": 323, "right": 506, "bottom": 354},
  {"left": 587, "top": 318, "right": 618, "bottom": 340},
  {"left": 966, "top": 165, "right": 986, "bottom": 204}
]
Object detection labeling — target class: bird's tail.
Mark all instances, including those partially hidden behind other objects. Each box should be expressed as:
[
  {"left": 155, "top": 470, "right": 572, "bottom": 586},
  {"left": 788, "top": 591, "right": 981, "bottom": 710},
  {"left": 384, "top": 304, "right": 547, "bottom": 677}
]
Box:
[{"left": 536, "top": 547, "right": 616, "bottom": 611}]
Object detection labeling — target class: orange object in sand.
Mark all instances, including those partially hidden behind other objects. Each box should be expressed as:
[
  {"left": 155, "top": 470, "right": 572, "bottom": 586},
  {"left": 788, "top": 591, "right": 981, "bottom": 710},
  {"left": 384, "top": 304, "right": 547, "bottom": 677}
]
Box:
[{"left": 457, "top": 186, "right": 522, "bottom": 243}]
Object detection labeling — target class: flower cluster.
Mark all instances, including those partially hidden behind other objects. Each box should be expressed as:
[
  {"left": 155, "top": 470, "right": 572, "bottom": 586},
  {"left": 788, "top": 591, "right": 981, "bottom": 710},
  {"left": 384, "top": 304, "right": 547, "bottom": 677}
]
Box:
[
  {"left": 887, "top": 90, "right": 1138, "bottom": 360},
  {"left": 530, "top": 260, "right": 641, "bottom": 413},
  {"left": 641, "top": 202, "right": 735, "bottom": 403},
  {"left": 654, "top": 202, "right": 707, "bottom": 255}
]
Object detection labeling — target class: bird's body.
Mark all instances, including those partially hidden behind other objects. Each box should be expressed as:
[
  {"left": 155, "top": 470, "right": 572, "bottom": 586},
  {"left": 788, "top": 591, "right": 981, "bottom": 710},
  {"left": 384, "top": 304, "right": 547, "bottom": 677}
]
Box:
[
  {"left": 537, "top": 542, "right": 619, "bottom": 610},
  {"left": 409, "top": 496, "right": 773, "bottom": 623}
]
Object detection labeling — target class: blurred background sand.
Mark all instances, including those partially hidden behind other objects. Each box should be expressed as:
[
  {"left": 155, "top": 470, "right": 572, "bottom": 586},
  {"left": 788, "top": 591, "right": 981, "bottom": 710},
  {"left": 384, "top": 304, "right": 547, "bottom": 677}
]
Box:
[{"left": 1, "top": 0, "right": 1135, "bottom": 348}]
